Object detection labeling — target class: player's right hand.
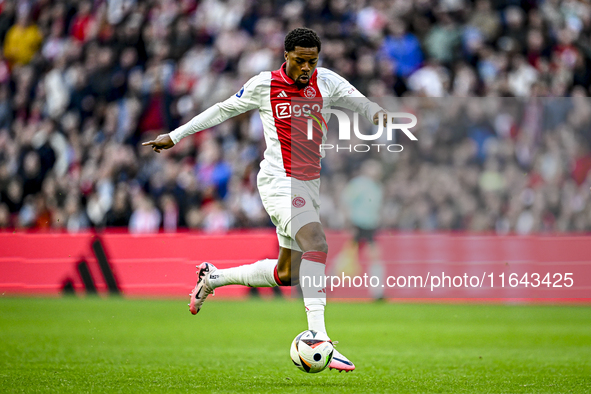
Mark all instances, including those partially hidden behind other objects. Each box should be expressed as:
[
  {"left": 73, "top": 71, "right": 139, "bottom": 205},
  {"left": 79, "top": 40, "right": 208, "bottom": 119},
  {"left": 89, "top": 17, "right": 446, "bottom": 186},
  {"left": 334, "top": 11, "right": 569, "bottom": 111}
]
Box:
[{"left": 142, "top": 134, "right": 174, "bottom": 153}]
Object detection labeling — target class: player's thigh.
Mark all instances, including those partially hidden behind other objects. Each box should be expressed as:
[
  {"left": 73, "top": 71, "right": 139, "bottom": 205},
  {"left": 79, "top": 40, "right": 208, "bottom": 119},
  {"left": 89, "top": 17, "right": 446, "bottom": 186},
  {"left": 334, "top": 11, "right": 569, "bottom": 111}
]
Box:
[
  {"left": 289, "top": 178, "right": 322, "bottom": 247},
  {"left": 258, "top": 174, "right": 320, "bottom": 248}
]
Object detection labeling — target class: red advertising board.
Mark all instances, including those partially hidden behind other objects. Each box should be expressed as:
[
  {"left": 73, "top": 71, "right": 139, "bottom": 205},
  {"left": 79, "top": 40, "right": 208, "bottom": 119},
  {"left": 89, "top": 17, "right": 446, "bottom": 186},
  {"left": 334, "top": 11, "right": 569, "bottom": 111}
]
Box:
[{"left": 0, "top": 231, "right": 590, "bottom": 301}]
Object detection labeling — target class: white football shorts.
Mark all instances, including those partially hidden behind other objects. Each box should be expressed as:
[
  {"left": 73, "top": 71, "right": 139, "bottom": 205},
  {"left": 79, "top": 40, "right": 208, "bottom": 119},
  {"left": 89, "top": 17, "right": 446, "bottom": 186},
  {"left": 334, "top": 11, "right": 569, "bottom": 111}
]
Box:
[{"left": 257, "top": 171, "right": 321, "bottom": 252}]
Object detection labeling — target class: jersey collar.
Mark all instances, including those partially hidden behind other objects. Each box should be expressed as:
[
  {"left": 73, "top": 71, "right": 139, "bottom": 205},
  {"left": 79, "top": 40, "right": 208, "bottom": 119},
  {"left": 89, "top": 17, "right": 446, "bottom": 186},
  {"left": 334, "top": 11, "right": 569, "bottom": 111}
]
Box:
[{"left": 278, "top": 62, "right": 317, "bottom": 86}]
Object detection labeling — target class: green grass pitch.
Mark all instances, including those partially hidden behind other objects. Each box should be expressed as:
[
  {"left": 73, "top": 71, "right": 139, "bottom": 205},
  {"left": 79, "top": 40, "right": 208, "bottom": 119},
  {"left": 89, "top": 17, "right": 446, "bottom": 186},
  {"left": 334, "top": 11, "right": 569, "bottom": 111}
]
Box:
[{"left": 1, "top": 297, "right": 590, "bottom": 393}]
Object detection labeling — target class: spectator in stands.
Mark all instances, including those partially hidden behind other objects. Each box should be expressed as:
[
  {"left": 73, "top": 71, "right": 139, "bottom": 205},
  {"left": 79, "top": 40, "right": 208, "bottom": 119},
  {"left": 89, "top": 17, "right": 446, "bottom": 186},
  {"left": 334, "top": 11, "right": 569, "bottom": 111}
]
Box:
[
  {"left": 129, "top": 192, "right": 161, "bottom": 233},
  {"left": 105, "top": 184, "right": 132, "bottom": 227},
  {"left": 380, "top": 19, "right": 423, "bottom": 78},
  {"left": 3, "top": 10, "right": 42, "bottom": 66},
  {"left": 64, "top": 193, "right": 89, "bottom": 233},
  {"left": 195, "top": 138, "right": 232, "bottom": 200},
  {"left": 0, "top": 202, "right": 9, "bottom": 228}
]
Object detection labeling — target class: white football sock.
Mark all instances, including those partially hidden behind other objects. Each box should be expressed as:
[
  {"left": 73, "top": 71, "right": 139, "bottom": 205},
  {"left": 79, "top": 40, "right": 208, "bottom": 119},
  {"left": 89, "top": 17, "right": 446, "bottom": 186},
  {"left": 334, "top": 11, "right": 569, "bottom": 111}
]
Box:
[
  {"left": 300, "top": 252, "right": 327, "bottom": 335},
  {"left": 207, "top": 259, "right": 279, "bottom": 289}
]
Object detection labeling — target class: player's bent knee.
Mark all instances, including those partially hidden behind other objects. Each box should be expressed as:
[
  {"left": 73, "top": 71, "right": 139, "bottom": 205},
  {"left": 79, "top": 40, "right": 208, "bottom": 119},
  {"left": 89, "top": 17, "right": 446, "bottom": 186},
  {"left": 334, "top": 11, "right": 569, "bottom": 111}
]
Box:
[
  {"left": 304, "top": 237, "right": 328, "bottom": 254},
  {"left": 297, "top": 233, "right": 328, "bottom": 253}
]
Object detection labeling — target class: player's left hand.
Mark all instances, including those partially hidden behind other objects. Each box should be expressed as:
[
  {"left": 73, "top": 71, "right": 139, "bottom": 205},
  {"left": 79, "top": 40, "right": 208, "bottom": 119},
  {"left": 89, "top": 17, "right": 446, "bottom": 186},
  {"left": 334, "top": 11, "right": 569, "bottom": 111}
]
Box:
[
  {"left": 372, "top": 111, "right": 388, "bottom": 126},
  {"left": 142, "top": 134, "right": 174, "bottom": 153}
]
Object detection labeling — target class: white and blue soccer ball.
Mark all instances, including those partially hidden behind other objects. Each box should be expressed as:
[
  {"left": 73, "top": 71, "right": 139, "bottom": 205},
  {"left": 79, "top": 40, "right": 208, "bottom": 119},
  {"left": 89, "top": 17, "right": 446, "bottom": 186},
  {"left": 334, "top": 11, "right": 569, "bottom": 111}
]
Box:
[{"left": 290, "top": 330, "right": 334, "bottom": 373}]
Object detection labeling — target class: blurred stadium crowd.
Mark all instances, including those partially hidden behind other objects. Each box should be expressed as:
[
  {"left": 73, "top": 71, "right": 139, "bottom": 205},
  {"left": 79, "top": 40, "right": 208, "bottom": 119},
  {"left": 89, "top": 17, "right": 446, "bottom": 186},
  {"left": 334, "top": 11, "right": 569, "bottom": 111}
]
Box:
[{"left": 0, "top": 0, "right": 590, "bottom": 234}]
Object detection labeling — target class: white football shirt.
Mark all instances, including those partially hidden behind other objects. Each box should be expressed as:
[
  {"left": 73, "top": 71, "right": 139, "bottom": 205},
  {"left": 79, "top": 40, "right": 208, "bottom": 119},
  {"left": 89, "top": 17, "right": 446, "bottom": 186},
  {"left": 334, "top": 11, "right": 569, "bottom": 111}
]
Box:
[{"left": 169, "top": 63, "right": 383, "bottom": 180}]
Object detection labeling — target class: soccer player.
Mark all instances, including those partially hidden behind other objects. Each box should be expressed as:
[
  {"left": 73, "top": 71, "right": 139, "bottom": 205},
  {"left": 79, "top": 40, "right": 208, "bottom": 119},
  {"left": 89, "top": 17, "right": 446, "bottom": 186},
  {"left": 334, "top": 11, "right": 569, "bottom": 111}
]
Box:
[
  {"left": 342, "top": 159, "right": 385, "bottom": 300},
  {"left": 143, "top": 28, "right": 385, "bottom": 372}
]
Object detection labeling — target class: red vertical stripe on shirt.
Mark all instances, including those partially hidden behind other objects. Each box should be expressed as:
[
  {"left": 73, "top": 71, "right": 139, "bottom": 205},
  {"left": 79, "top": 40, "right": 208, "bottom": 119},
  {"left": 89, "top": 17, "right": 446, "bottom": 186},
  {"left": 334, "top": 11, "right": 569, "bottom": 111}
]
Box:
[{"left": 270, "top": 65, "right": 324, "bottom": 180}]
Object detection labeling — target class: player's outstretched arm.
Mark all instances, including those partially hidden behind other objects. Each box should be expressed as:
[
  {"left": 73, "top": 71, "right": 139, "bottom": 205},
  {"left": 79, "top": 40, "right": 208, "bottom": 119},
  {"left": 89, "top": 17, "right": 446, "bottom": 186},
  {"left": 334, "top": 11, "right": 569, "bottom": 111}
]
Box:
[
  {"left": 142, "top": 134, "right": 174, "bottom": 153},
  {"left": 141, "top": 73, "right": 262, "bottom": 153},
  {"left": 322, "top": 68, "right": 384, "bottom": 125}
]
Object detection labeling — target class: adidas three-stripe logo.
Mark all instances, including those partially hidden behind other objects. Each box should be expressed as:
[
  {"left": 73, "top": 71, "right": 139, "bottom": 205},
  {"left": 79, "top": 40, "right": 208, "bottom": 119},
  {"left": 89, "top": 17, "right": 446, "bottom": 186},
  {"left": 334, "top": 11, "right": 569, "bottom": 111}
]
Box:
[{"left": 277, "top": 91, "right": 288, "bottom": 98}]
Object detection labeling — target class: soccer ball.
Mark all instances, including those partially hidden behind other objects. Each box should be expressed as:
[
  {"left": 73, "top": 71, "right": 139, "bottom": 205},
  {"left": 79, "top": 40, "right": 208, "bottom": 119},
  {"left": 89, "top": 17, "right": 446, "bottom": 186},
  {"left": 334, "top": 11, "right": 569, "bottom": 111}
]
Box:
[{"left": 290, "top": 330, "right": 334, "bottom": 373}]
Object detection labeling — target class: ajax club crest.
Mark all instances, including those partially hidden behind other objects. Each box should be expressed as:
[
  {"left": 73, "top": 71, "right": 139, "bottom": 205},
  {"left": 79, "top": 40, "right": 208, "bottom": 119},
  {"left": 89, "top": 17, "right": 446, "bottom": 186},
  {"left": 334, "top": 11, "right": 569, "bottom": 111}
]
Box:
[
  {"left": 303, "top": 86, "right": 316, "bottom": 98},
  {"left": 292, "top": 196, "right": 306, "bottom": 208}
]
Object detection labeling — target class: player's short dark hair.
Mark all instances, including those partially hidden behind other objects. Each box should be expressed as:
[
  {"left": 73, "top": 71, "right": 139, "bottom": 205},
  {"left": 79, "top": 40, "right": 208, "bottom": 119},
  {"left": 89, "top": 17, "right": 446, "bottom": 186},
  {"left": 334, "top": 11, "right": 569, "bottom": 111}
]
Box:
[{"left": 284, "top": 27, "right": 321, "bottom": 53}]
